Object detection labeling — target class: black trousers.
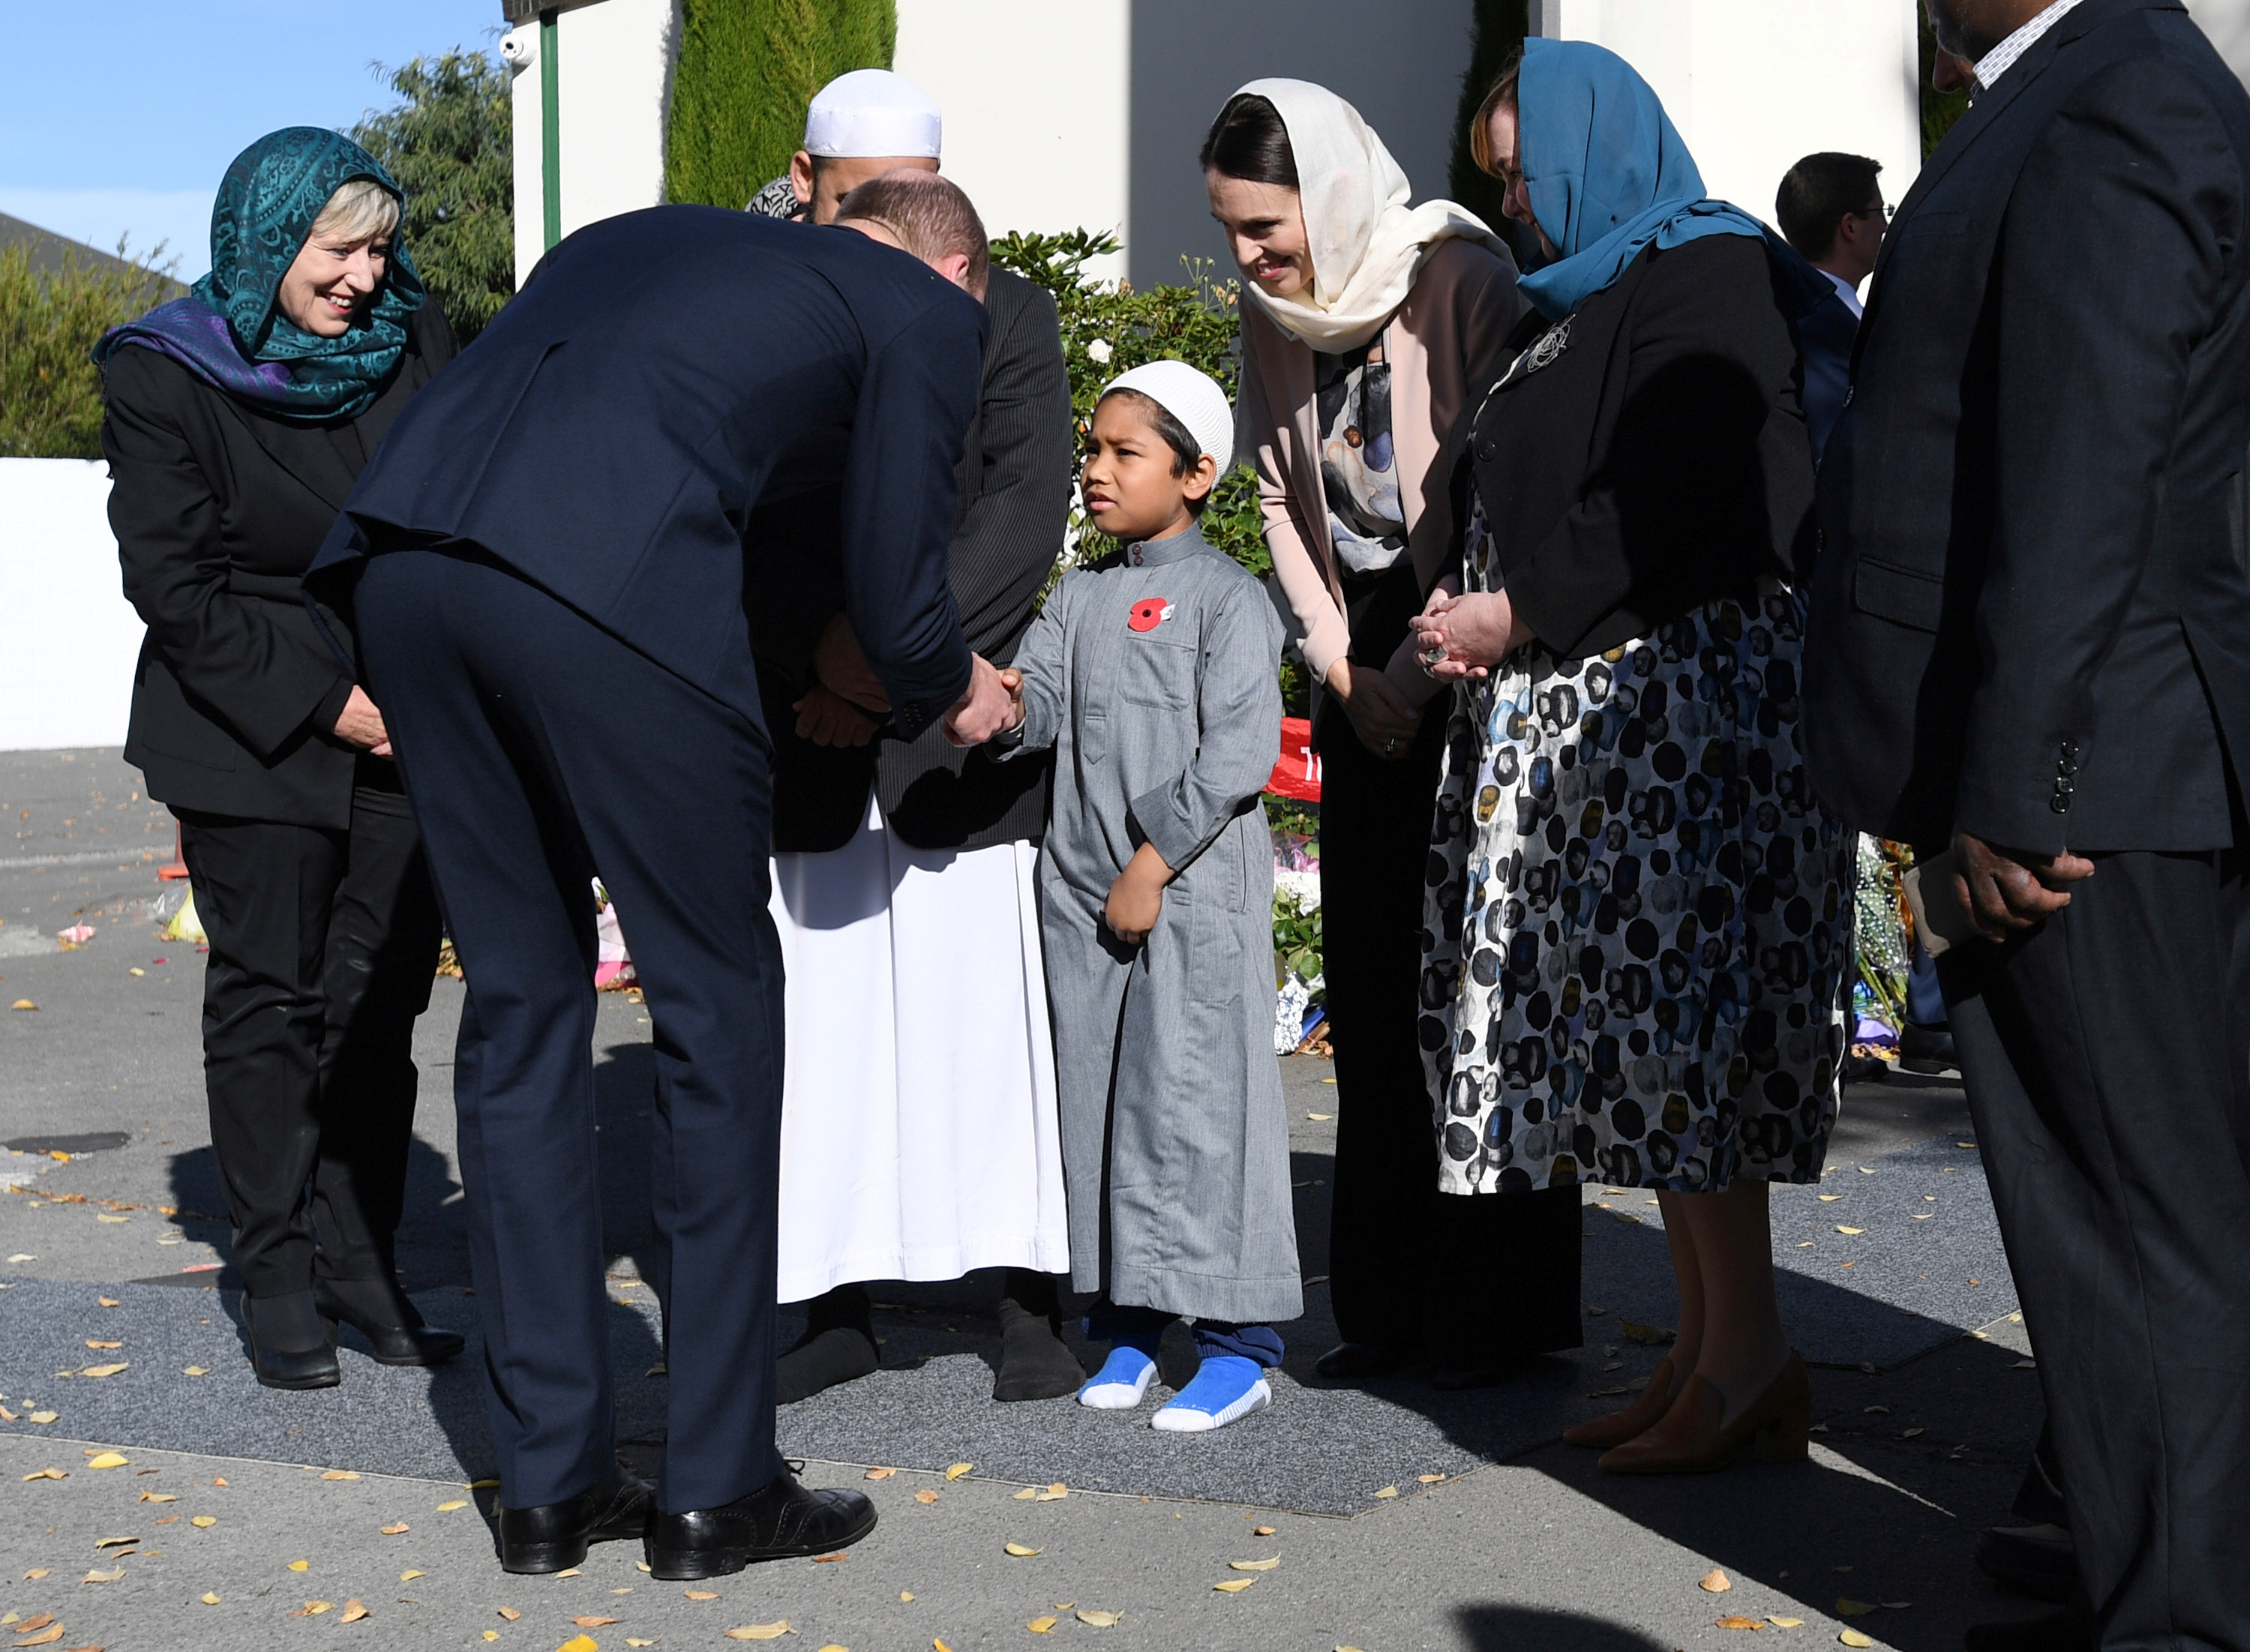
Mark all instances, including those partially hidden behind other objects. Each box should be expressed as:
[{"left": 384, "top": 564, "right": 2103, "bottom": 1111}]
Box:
[
  {"left": 1943, "top": 849, "right": 2250, "bottom": 1651},
  {"left": 358, "top": 548, "right": 786, "bottom": 1516},
  {"left": 1314, "top": 565, "right": 1582, "bottom": 1358},
  {"left": 177, "top": 779, "right": 440, "bottom": 1298}
]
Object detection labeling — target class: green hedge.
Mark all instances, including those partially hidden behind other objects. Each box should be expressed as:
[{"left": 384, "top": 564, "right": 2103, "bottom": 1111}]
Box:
[
  {"left": 0, "top": 242, "right": 178, "bottom": 459},
  {"left": 667, "top": 0, "right": 898, "bottom": 210}
]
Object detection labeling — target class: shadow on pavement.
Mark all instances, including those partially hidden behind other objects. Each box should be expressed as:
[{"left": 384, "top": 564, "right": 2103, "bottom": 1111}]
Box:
[{"left": 1456, "top": 1604, "right": 1672, "bottom": 1649}]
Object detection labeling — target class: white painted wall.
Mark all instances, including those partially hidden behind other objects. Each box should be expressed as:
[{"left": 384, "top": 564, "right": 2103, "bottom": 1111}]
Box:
[
  {"left": 505, "top": 0, "right": 679, "bottom": 288},
  {"left": 0, "top": 460, "right": 142, "bottom": 751},
  {"left": 1532, "top": 0, "right": 1921, "bottom": 235}
]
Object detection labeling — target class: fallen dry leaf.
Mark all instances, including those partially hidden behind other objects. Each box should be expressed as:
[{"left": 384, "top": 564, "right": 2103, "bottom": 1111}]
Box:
[
  {"left": 23, "top": 1469, "right": 65, "bottom": 1481},
  {"left": 468, "top": 1479, "right": 500, "bottom": 1489},
  {"left": 84, "top": 1453, "right": 127, "bottom": 1470},
  {"left": 944, "top": 1462, "right": 973, "bottom": 1481},
  {"left": 1834, "top": 1226, "right": 1864, "bottom": 1237},
  {"left": 136, "top": 1493, "right": 175, "bottom": 1504},
  {"left": 1819, "top": 1194, "right": 1843, "bottom": 1202},
  {"left": 1252, "top": 1525, "right": 1276, "bottom": 1536},
  {"left": 182, "top": 1366, "right": 207, "bottom": 1377},
  {"left": 1716, "top": 1617, "right": 1763, "bottom": 1630},
  {"left": 79, "top": 1364, "right": 127, "bottom": 1380},
  {"left": 628, "top": 1643, "right": 656, "bottom": 1649},
  {"left": 1012, "top": 1487, "right": 1038, "bottom": 1500},
  {"left": 495, "top": 1606, "right": 520, "bottom": 1621},
  {"left": 1840, "top": 1633, "right": 1876, "bottom": 1650},
  {"left": 436, "top": 1500, "right": 469, "bottom": 1513},
  {"left": 1768, "top": 1618, "right": 1805, "bottom": 1628},
  {"left": 1622, "top": 1321, "right": 1676, "bottom": 1345},
  {"left": 14, "top": 1627, "right": 63, "bottom": 1648},
  {"left": 1418, "top": 1474, "right": 1447, "bottom": 1483},
  {"left": 82, "top": 1342, "right": 121, "bottom": 1351},
  {"left": 293, "top": 1601, "right": 334, "bottom": 1616},
  {"left": 1076, "top": 1610, "right": 1122, "bottom": 1628},
  {"left": 1005, "top": 1543, "right": 1042, "bottom": 1558},
  {"left": 1036, "top": 1483, "right": 1068, "bottom": 1501},
  {"left": 340, "top": 1600, "right": 368, "bottom": 1623},
  {"left": 684, "top": 1591, "right": 719, "bottom": 1601},
  {"left": 10, "top": 1000, "right": 36, "bottom": 1012},
  {"left": 22, "top": 1571, "right": 49, "bottom": 1581},
  {"left": 27, "top": 1414, "right": 58, "bottom": 1426},
  {"left": 198, "top": 1592, "right": 220, "bottom": 1606},
  {"left": 1029, "top": 1616, "right": 1058, "bottom": 1633},
  {"left": 380, "top": 1522, "right": 409, "bottom": 1536},
  {"left": 320, "top": 1470, "right": 359, "bottom": 1481},
  {"left": 572, "top": 1616, "right": 618, "bottom": 1627},
  {"left": 96, "top": 1299, "right": 118, "bottom": 1309},
  {"left": 400, "top": 1571, "right": 424, "bottom": 1582},
  {"left": 190, "top": 1516, "right": 215, "bottom": 1528},
  {"left": 1372, "top": 1486, "right": 1398, "bottom": 1500},
  {"left": 914, "top": 1489, "right": 940, "bottom": 1505},
  {"left": 558, "top": 1638, "right": 598, "bottom": 1652},
  {"left": 1836, "top": 1600, "right": 1876, "bottom": 1616},
  {"left": 865, "top": 1466, "right": 897, "bottom": 1480},
  {"left": 812, "top": 1552, "right": 848, "bottom": 1563},
  {"left": 935, "top": 1642, "right": 952, "bottom": 1652},
  {"left": 1213, "top": 1579, "right": 1255, "bottom": 1593},
  {"left": 723, "top": 1623, "right": 792, "bottom": 1641},
  {"left": 1881, "top": 1601, "right": 1913, "bottom": 1609},
  {"left": 1904, "top": 1427, "right": 1926, "bottom": 1438},
  {"left": 16, "top": 1615, "right": 56, "bottom": 1633},
  {"left": 1228, "top": 1557, "right": 1280, "bottom": 1572},
  {"left": 92, "top": 1537, "right": 137, "bottom": 1551},
  {"left": 483, "top": 1636, "right": 498, "bottom": 1645},
  {"left": 900, "top": 1593, "right": 914, "bottom": 1603},
  {"left": 1700, "top": 1568, "right": 1733, "bottom": 1593},
  {"left": 81, "top": 1569, "right": 124, "bottom": 1584}
]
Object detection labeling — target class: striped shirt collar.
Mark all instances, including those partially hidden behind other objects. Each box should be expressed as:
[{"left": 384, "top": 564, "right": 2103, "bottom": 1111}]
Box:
[{"left": 1973, "top": 0, "right": 2085, "bottom": 91}]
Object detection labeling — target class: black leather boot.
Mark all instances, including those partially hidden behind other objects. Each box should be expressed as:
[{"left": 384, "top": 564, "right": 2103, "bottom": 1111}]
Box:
[
  {"left": 242, "top": 1289, "right": 341, "bottom": 1390},
  {"left": 315, "top": 1276, "right": 465, "bottom": 1366},
  {"left": 645, "top": 1467, "right": 875, "bottom": 1580},
  {"left": 497, "top": 1470, "right": 655, "bottom": 1574}
]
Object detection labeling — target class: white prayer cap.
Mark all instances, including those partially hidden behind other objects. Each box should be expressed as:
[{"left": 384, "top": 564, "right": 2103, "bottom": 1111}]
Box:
[
  {"left": 1102, "top": 360, "right": 1235, "bottom": 471},
  {"left": 803, "top": 69, "right": 943, "bottom": 160}
]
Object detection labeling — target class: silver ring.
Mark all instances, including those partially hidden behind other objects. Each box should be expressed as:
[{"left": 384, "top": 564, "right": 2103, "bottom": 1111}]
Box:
[
  {"left": 1420, "top": 643, "right": 1448, "bottom": 664},
  {"left": 1384, "top": 737, "right": 1399, "bottom": 756}
]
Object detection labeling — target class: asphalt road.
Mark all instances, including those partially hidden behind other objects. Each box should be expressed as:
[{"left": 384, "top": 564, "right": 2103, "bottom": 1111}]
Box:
[{"left": 0, "top": 748, "right": 2051, "bottom": 1652}]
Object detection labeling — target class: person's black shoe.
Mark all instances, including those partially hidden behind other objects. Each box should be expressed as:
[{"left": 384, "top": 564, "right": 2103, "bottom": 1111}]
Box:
[
  {"left": 1899, "top": 1020, "right": 1958, "bottom": 1075},
  {"left": 316, "top": 1276, "right": 466, "bottom": 1367},
  {"left": 1972, "top": 1522, "right": 2078, "bottom": 1602},
  {"left": 498, "top": 1471, "right": 655, "bottom": 1574},
  {"left": 1964, "top": 1603, "right": 2092, "bottom": 1651},
  {"left": 777, "top": 1284, "right": 880, "bottom": 1404},
  {"left": 645, "top": 1468, "right": 877, "bottom": 1581},
  {"left": 992, "top": 1273, "right": 1084, "bottom": 1402},
  {"left": 242, "top": 1290, "right": 341, "bottom": 1391},
  {"left": 1315, "top": 1342, "right": 1421, "bottom": 1382}
]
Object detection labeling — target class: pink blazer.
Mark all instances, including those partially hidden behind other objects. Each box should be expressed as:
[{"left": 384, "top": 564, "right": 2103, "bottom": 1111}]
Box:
[{"left": 1238, "top": 237, "right": 1526, "bottom": 705}]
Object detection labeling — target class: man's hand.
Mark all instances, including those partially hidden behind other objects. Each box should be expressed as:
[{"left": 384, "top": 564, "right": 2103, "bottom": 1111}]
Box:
[
  {"left": 812, "top": 613, "right": 891, "bottom": 715},
  {"left": 333, "top": 685, "right": 392, "bottom": 759},
  {"left": 794, "top": 684, "right": 881, "bottom": 748},
  {"left": 997, "top": 667, "right": 1027, "bottom": 733},
  {"left": 1104, "top": 842, "right": 1174, "bottom": 946},
  {"left": 1951, "top": 830, "right": 2096, "bottom": 943},
  {"left": 1328, "top": 658, "right": 1420, "bottom": 760},
  {"left": 942, "top": 654, "right": 1016, "bottom": 746}
]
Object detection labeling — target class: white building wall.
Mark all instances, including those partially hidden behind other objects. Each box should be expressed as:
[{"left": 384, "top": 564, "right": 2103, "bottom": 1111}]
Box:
[
  {"left": 0, "top": 460, "right": 142, "bottom": 751},
  {"left": 1533, "top": 0, "right": 1921, "bottom": 242}
]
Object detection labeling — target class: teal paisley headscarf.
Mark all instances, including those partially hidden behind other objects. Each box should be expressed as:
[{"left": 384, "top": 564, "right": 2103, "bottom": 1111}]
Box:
[{"left": 94, "top": 127, "right": 425, "bottom": 421}]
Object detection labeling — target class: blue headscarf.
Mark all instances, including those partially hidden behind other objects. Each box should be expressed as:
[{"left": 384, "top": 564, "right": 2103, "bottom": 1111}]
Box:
[
  {"left": 94, "top": 128, "right": 424, "bottom": 422},
  {"left": 1514, "top": 40, "right": 1770, "bottom": 322}
]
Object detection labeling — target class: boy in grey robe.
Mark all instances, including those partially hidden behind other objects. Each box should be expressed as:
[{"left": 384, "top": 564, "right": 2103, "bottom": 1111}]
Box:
[{"left": 994, "top": 361, "right": 1300, "bottom": 1432}]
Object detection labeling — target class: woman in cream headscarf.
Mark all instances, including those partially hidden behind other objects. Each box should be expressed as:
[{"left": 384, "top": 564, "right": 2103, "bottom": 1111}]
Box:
[{"left": 1208, "top": 81, "right": 1582, "bottom": 1388}]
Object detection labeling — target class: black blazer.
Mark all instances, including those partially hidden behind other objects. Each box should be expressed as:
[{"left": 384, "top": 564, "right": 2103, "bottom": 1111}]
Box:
[
  {"left": 308, "top": 207, "right": 988, "bottom": 743},
  {"left": 1796, "top": 283, "right": 1858, "bottom": 464},
  {"left": 102, "top": 303, "right": 456, "bottom": 830},
  {"left": 758, "top": 265, "right": 1074, "bottom": 853},
  {"left": 1803, "top": 0, "right": 2250, "bottom": 855},
  {"left": 1458, "top": 233, "right": 1815, "bottom": 660}
]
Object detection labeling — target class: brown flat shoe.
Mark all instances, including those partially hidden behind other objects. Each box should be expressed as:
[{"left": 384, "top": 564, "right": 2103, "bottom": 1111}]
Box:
[
  {"left": 1562, "top": 1354, "right": 1678, "bottom": 1449},
  {"left": 1597, "top": 1351, "right": 1810, "bottom": 1475}
]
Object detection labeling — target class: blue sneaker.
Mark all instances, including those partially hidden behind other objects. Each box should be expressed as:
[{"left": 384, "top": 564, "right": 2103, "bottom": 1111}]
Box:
[
  {"left": 1077, "top": 1343, "right": 1157, "bottom": 1409},
  {"left": 1150, "top": 1354, "right": 1271, "bottom": 1432}
]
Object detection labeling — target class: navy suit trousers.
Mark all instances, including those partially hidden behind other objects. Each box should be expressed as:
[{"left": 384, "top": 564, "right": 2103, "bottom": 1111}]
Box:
[{"left": 356, "top": 548, "right": 785, "bottom": 1515}]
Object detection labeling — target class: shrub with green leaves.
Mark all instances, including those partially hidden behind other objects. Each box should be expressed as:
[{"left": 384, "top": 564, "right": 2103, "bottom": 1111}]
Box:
[
  {"left": 351, "top": 49, "right": 516, "bottom": 342},
  {"left": 0, "top": 241, "right": 178, "bottom": 459},
  {"left": 667, "top": 0, "right": 898, "bottom": 211}
]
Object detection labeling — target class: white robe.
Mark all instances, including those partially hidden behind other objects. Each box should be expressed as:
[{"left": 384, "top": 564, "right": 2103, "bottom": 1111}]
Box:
[{"left": 771, "top": 797, "right": 1070, "bottom": 1303}]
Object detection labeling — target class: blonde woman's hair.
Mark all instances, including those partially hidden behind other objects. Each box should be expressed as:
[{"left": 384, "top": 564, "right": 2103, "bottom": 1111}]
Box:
[
  {"left": 1468, "top": 49, "right": 1526, "bottom": 177},
  {"left": 309, "top": 177, "right": 401, "bottom": 247}
]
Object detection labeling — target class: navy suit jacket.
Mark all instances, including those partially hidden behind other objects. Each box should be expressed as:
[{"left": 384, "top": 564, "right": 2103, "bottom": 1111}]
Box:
[
  {"left": 1796, "top": 284, "right": 1857, "bottom": 464},
  {"left": 308, "top": 205, "right": 988, "bottom": 741},
  {"left": 1803, "top": 0, "right": 2250, "bottom": 853}
]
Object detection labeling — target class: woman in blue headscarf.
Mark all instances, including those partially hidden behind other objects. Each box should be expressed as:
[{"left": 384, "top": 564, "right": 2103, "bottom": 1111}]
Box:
[
  {"left": 96, "top": 127, "right": 464, "bottom": 1390},
  {"left": 1408, "top": 42, "right": 1850, "bottom": 1474}
]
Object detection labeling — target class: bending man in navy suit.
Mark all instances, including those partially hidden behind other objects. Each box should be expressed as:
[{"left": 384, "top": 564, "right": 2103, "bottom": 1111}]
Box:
[{"left": 307, "top": 181, "right": 1016, "bottom": 1580}]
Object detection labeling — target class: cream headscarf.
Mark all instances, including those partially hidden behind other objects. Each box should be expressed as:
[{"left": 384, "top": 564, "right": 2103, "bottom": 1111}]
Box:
[{"left": 1227, "top": 78, "right": 1505, "bottom": 354}]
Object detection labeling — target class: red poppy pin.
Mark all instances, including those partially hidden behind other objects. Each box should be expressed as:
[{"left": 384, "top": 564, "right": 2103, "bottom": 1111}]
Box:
[{"left": 1128, "top": 597, "right": 1174, "bottom": 633}]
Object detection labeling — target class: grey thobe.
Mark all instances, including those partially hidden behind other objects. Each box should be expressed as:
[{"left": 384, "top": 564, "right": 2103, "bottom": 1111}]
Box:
[{"left": 996, "top": 526, "right": 1302, "bottom": 1325}]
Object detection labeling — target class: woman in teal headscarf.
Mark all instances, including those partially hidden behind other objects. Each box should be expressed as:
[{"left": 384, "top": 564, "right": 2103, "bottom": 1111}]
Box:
[
  {"left": 1409, "top": 41, "right": 1850, "bottom": 1475},
  {"left": 97, "top": 127, "right": 464, "bottom": 1390}
]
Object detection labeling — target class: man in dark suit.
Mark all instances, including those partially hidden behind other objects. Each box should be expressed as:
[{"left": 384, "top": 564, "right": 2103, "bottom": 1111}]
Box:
[
  {"left": 306, "top": 190, "right": 1017, "bottom": 1581},
  {"left": 746, "top": 87, "right": 1083, "bottom": 1410},
  {"left": 1802, "top": 4, "right": 2250, "bottom": 1647},
  {"left": 1774, "top": 149, "right": 1885, "bottom": 461}
]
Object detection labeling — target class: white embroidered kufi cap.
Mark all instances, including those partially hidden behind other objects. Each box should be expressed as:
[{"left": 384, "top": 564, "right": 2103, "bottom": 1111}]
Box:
[
  {"left": 803, "top": 69, "right": 943, "bottom": 159},
  {"left": 1102, "top": 359, "right": 1235, "bottom": 471}
]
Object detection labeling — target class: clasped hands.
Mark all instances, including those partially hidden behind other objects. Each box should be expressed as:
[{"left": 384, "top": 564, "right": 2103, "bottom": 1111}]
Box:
[
  {"left": 1328, "top": 586, "right": 1534, "bottom": 763},
  {"left": 795, "top": 613, "right": 1018, "bottom": 749}
]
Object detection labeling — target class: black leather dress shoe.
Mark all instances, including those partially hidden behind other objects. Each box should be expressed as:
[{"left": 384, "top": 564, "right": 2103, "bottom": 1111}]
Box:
[
  {"left": 1972, "top": 1522, "right": 2079, "bottom": 1601},
  {"left": 1313, "top": 1342, "right": 1420, "bottom": 1382},
  {"left": 1899, "top": 1020, "right": 1959, "bottom": 1075},
  {"left": 498, "top": 1471, "right": 655, "bottom": 1574},
  {"left": 242, "top": 1291, "right": 340, "bottom": 1391},
  {"left": 316, "top": 1277, "right": 466, "bottom": 1367},
  {"left": 646, "top": 1468, "right": 876, "bottom": 1581}
]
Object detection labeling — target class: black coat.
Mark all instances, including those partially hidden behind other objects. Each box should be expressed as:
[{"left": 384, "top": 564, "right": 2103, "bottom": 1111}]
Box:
[
  {"left": 1803, "top": 0, "right": 2250, "bottom": 855},
  {"left": 1459, "top": 233, "right": 1816, "bottom": 661},
  {"left": 755, "top": 266, "right": 1075, "bottom": 852},
  {"left": 102, "top": 303, "right": 456, "bottom": 830},
  {"left": 308, "top": 208, "right": 988, "bottom": 745},
  {"left": 1797, "top": 283, "right": 1858, "bottom": 464}
]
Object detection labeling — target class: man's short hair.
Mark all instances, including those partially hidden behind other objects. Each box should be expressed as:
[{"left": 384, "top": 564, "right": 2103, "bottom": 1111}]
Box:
[
  {"left": 834, "top": 172, "right": 989, "bottom": 296},
  {"left": 1776, "top": 152, "right": 1883, "bottom": 261}
]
